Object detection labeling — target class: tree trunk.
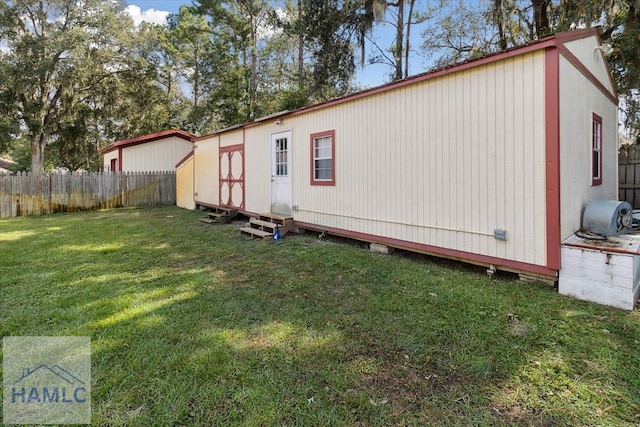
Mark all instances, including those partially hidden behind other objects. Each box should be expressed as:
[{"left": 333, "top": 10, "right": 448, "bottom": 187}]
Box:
[
  {"left": 624, "top": 0, "right": 640, "bottom": 89},
  {"left": 249, "top": 19, "right": 258, "bottom": 120},
  {"left": 393, "top": 0, "right": 404, "bottom": 81},
  {"left": 532, "top": 0, "right": 550, "bottom": 38},
  {"left": 193, "top": 43, "right": 200, "bottom": 108},
  {"left": 494, "top": 0, "right": 507, "bottom": 50},
  {"left": 31, "top": 133, "right": 46, "bottom": 174},
  {"left": 403, "top": 0, "right": 415, "bottom": 79},
  {"left": 297, "top": 0, "right": 304, "bottom": 89}
]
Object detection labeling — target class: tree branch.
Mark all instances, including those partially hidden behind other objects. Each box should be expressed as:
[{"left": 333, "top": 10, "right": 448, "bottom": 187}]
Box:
[{"left": 365, "top": 34, "right": 395, "bottom": 68}]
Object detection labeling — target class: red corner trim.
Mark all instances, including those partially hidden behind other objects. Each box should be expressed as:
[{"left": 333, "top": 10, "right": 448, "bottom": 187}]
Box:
[{"left": 545, "top": 47, "right": 561, "bottom": 271}]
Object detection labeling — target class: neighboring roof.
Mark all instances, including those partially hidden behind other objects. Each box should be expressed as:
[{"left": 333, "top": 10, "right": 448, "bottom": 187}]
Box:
[
  {"left": 100, "top": 129, "right": 195, "bottom": 155},
  {"left": 193, "top": 27, "right": 611, "bottom": 141}
]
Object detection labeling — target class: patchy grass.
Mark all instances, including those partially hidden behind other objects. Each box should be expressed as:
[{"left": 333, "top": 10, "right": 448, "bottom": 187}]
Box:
[{"left": 1, "top": 206, "right": 639, "bottom": 425}]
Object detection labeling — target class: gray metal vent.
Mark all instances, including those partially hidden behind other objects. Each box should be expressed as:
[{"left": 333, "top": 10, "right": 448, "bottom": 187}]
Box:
[{"left": 581, "top": 199, "right": 633, "bottom": 236}]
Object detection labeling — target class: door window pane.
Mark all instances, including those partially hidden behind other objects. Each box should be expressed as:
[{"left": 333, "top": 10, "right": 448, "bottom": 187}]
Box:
[{"left": 275, "top": 137, "right": 288, "bottom": 176}]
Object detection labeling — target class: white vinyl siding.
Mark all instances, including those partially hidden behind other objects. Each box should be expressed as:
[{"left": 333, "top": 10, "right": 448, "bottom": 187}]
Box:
[
  {"left": 193, "top": 136, "right": 218, "bottom": 206},
  {"left": 559, "top": 53, "right": 618, "bottom": 240},
  {"left": 122, "top": 136, "right": 192, "bottom": 172},
  {"left": 195, "top": 32, "right": 617, "bottom": 273},
  {"left": 288, "top": 51, "right": 547, "bottom": 267},
  {"left": 102, "top": 151, "right": 118, "bottom": 171},
  {"left": 563, "top": 36, "right": 616, "bottom": 95},
  {"left": 176, "top": 155, "right": 195, "bottom": 210}
]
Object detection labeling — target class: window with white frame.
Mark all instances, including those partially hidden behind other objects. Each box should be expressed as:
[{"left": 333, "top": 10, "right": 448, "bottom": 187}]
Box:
[
  {"left": 310, "top": 130, "right": 335, "bottom": 185},
  {"left": 592, "top": 113, "right": 602, "bottom": 186}
]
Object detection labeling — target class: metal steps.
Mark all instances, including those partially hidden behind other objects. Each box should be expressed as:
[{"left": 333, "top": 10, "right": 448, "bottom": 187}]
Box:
[{"left": 239, "top": 213, "right": 293, "bottom": 240}]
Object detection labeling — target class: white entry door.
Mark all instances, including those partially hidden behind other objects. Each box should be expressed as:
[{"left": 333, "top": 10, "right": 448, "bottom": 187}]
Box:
[{"left": 271, "top": 131, "right": 292, "bottom": 215}]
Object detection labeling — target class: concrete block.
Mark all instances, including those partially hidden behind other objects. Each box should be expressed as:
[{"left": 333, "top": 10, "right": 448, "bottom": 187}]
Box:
[{"left": 370, "top": 243, "right": 394, "bottom": 254}]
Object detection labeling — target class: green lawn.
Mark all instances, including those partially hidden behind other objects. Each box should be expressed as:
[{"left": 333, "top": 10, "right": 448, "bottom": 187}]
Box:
[{"left": 1, "top": 207, "right": 639, "bottom": 426}]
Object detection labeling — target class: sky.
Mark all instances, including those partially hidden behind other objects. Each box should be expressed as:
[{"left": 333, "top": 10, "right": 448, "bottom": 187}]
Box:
[{"left": 125, "top": 0, "right": 427, "bottom": 88}]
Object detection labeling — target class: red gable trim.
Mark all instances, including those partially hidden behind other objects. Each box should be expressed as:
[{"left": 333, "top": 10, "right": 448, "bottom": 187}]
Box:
[
  {"left": 553, "top": 27, "right": 604, "bottom": 43},
  {"left": 557, "top": 44, "right": 618, "bottom": 105},
  {"left": 193, "top": 134, "right": 216, "bottom": 142},
  {"left": 175, "top": 150, "right": 194, "bottom": 169},
  {"left": 100, "top": 129, "right": 195, "bottom": 155}
]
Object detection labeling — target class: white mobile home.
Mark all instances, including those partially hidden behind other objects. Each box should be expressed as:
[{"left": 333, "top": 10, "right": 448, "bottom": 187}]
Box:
[{"left": 180, "top": 28, "right": 618, "bottom": 280}]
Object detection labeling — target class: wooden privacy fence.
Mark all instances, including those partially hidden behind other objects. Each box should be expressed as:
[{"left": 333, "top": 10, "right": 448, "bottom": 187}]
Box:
[
  {"left": 619, "top": 145, "right": 640, "bottom": 208},
  {"left": 0, "top": 171, "right": 176, "bottom": 218}
]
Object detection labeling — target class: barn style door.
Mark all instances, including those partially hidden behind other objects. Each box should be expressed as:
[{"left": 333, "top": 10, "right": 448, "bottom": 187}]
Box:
[{"left": 219, "top": 144, "right": 245, "bottom": 210}]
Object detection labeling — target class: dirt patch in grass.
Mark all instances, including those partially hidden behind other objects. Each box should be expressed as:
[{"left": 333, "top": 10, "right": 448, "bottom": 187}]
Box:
[
  {"left": 168, "top": 259, "right": 198, "bottom": 270},
  {"left": 490, "top": 403, "right": 565, "bottom": 426},
  {"left": 354, "top": 346, "right": 466, "bottom": 416}
]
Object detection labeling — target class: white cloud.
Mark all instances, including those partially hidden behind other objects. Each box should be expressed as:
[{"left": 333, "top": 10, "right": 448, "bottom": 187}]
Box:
[
  {"left": 125, "top": 5, "right": 170, "bottom": 26},
  {"left": 256, "top": 8, "right": 285, "bottom": 39}
]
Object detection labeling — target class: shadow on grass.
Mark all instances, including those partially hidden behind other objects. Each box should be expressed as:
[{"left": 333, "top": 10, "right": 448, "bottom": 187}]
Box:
[{"left": 2, "top": 207, "right": 639, "bottom": 425}]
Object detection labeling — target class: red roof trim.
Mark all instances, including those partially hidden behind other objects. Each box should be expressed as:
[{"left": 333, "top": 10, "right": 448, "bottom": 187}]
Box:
[
  {"left": 175, "top": 150, "right": 194, "bottom": 169},
  {"left": 100, "top": 129, "right": 195, "bottom": 154},
  {"left": 240, "top": 41, "right": 558, "bottom": 130},
  {"left": 553, "top": 27, "right": 601, "bottom": 43},
  {"left": 193, "top": 134, "right": 216, "bottom": 142},
  {"left": 280, "top": 40, "right": 557, "bottom": 121},
  {"left": 214, "top": 29, "right": 609, "bottom": 135}
]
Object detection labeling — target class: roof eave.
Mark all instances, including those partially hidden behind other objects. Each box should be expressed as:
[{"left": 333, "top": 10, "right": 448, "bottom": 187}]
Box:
[{"left": 100, "top": 129, "right": 195, "bottom": 155}]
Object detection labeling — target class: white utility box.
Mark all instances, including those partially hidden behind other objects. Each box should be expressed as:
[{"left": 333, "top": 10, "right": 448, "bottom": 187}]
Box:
[{"left": 559, "top": 233, "right": 640, "bottom": 310}]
